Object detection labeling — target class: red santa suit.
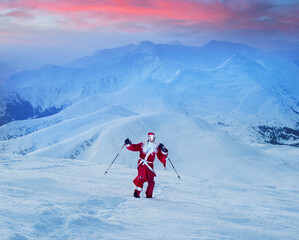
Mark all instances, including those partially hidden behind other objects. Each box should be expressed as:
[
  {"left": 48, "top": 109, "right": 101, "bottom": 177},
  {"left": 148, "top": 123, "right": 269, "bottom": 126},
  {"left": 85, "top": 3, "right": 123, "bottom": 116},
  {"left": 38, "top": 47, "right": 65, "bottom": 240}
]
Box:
[{"left": 126, "top": 138, "right": 168, "bottom": 198}]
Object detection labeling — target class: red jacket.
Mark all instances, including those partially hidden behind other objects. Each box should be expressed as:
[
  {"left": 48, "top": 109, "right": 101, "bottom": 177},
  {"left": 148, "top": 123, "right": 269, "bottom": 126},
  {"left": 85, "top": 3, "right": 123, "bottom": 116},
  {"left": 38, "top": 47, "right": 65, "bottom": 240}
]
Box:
[{"left": 126, "top": 141, "right": 168, "bottom": 170}]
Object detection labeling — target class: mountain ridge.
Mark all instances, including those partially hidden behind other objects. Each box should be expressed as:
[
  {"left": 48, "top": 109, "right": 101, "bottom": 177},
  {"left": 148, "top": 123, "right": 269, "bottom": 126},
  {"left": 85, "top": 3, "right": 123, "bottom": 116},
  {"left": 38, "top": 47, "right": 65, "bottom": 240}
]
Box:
[{"left": 0, "top": 40, "right": 298, "bottom": 146}]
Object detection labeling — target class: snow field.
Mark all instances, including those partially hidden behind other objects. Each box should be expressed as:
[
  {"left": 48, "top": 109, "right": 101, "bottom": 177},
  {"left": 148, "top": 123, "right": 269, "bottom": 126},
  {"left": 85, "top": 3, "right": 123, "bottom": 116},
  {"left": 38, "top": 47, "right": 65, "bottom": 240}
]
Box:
[{"left": 0, "top": 154, "right": 298, "bottom": 240}]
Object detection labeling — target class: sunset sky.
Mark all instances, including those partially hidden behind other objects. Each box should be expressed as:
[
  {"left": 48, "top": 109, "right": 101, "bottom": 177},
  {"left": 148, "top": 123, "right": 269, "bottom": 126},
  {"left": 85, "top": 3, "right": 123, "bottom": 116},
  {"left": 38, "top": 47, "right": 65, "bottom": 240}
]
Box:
[{"left": 0, "top": 0, "right": 298, "bottom": 69}]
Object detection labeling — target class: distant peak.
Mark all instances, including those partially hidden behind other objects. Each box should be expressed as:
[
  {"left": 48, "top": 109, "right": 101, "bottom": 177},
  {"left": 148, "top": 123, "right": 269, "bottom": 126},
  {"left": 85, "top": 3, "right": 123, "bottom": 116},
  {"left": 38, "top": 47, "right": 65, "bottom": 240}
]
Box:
[
  {"left": 202, "top": 40, "right": 260, "bottom": 55},
  {"left": 138, "top": 41, "right": 155, "bottom": 47},
  {"left": 204, "top": 40, "right": 242, "bottom": 48},
  {"left": 166, "top": 40, "right": 184, "bottom": 46},
  {"left": 39, "top": 63, "right": 56, "bottom": 69}
]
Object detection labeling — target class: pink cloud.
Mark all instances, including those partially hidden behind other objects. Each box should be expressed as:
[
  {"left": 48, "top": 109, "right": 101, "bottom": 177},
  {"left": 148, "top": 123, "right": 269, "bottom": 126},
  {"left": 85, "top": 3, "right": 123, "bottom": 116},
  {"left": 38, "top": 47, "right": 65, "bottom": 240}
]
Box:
[
  {"left": 1, "top": 0, "right": 298, "bottom": 34},
  {"left": 4, "top": 11, "right": 34, "bottom": 19}
]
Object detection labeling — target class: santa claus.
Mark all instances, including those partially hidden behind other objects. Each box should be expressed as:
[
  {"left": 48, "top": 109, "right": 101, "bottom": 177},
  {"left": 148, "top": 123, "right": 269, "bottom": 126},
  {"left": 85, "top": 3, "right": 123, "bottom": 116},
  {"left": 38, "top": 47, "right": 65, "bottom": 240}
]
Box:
[{"left": 124, "top": 132, "right": 168, "bottom": 198}]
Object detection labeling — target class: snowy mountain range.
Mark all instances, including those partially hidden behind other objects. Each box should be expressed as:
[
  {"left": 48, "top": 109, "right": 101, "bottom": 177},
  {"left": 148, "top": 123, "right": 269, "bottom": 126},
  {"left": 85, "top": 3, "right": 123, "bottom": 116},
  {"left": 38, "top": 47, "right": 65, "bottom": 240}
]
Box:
[
  {"left": 1, "top": 41, "right": 299, "bottom": 239},
  {"left": 0, "top": 41, "right": 298, "bottom": 144}
]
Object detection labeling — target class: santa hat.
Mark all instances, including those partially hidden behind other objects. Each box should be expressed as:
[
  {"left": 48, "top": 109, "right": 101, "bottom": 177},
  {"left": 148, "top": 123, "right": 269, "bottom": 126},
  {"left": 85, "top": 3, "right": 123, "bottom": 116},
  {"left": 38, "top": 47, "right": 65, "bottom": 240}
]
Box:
[{"left": 148, "top": 132, "right": 155, "bottom": 137}]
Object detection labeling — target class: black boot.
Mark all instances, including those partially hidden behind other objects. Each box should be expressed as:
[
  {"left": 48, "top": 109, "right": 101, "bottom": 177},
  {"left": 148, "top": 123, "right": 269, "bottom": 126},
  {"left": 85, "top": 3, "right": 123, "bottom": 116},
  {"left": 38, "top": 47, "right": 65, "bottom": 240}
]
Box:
[{"left": 133, "top": 191, "right": 140, "bottom": 198}]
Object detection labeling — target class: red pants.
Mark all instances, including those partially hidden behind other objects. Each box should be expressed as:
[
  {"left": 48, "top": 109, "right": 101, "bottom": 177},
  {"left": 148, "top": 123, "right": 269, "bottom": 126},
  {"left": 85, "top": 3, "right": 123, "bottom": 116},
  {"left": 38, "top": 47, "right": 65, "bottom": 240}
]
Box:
[{"left": 133, "top": 164, "right": 156, "bottom": 198}]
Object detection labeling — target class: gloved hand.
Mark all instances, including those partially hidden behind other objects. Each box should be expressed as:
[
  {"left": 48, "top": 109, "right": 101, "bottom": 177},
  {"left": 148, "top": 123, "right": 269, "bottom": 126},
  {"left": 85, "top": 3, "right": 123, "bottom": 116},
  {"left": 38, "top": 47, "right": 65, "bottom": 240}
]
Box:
[
  {"left": 159, "top": 143, "right": 168, "bottom": 153},
  {"left": 124, "top": 138, "right": 132, "bottom": 145}
]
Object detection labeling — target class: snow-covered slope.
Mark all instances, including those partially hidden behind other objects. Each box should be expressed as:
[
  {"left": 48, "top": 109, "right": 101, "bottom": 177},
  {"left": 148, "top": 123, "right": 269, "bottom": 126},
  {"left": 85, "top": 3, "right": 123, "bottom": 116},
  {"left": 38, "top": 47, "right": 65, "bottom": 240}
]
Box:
[
  {"left": 0, "top": 96, "right": 297, "bottom": 187},
  {"left": 1, "top": 152, "right": 298, "bottom": 240}
]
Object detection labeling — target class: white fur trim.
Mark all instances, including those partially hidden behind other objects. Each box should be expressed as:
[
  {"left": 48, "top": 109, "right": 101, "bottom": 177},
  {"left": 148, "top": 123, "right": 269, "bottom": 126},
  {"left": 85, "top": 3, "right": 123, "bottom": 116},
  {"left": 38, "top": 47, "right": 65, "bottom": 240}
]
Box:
[{"left": 161, "top": 150, "right": 168, "bottom": 155}]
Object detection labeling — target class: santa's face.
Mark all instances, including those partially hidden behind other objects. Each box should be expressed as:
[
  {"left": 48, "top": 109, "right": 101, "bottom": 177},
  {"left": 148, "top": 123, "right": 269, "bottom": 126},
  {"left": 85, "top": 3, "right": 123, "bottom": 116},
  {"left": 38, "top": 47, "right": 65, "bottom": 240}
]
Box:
[{"left": 148, "top": 136, "right": 155, "bottom": 142}]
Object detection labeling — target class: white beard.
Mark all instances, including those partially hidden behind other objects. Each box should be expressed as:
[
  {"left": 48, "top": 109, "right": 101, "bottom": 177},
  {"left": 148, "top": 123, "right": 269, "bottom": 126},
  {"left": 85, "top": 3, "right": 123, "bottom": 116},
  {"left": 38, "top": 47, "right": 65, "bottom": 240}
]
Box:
[{"left": 143, "top": 141, "right": 157, "bottom": 154}]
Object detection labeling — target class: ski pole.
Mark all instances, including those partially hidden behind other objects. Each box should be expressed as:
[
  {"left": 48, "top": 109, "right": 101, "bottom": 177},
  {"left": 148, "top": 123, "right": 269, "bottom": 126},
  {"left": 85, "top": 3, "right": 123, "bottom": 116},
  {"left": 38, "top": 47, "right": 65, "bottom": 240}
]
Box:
[
  {"left": 104, "top": 144, "right": 125, "bottom": 175},
  {"left": 167, "top": 157, "right": 181, "bottom": 180}
]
